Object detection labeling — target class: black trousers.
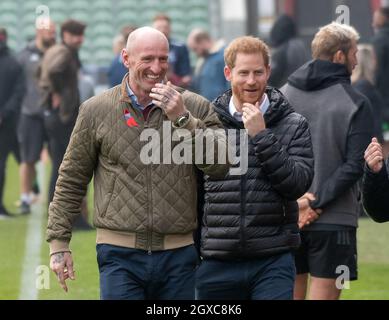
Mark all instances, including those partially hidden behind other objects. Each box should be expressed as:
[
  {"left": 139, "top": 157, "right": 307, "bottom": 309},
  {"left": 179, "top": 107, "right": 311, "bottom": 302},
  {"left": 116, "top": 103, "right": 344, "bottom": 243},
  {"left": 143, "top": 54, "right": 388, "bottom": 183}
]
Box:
[
  {"left": 44, "top": 110, "right": 75, "bottom": 203},
  {"left": 0, "top": 120, "right": 20, "bottom": 210}
]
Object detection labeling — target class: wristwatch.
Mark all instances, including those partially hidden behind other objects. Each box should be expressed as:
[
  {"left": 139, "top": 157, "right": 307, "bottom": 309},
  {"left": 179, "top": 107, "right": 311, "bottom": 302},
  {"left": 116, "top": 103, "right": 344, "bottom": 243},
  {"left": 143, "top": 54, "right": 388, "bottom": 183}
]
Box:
[{"left": 173, "top": 112, "right": 190, "bottom": 128}]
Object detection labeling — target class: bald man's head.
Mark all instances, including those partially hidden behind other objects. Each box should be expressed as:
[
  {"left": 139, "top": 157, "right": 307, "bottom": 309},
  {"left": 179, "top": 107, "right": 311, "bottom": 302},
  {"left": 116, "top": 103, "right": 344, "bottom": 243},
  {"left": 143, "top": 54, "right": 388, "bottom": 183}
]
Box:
[
  {"left": 126, "top": 26, "right": 168, "bottom": 55},
  {"left": 121, "top": 26, "right": 169, "bottom": 102},
  {"left": 36, "top": 18, "right": 56, "bottom": 50}
]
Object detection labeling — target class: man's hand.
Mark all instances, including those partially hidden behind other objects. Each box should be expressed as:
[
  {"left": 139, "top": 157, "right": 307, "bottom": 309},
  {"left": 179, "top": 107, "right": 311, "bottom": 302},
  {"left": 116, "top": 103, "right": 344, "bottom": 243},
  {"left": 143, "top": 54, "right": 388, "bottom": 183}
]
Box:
[
  {"left": 242, "top": 102, "right": 266, "bottom": 137},
  {"left": 364, "top": 137, "right": 384, "bottom": 173},
  {"left": 50, "top": 252, "right": 75, "bottom": 292},
  {"left": 150, "top": 81, "right": 188, "bottom": 122},
  {"left": 297, "top": 193, "right": 321, "bottom": 229},
  {"left": 51, "top": 93, "right": 61, "bottom": 109}
]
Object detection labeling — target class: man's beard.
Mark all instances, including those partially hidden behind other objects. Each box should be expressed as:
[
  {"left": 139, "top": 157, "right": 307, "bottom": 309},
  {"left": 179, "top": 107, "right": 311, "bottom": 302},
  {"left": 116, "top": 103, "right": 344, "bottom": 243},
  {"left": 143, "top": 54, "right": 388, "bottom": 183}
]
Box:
[
  {"left": 344, "top": 56, "right": 353, "bottom": 75},
  {"left": 202, "top": 49, "right": 210, "bottom": 57},
  {"left": 232, "top": 86, "right": 262, "bottom": 109},
  {"left": 42, "top": 38, "right": 55, "bottom": 49}
]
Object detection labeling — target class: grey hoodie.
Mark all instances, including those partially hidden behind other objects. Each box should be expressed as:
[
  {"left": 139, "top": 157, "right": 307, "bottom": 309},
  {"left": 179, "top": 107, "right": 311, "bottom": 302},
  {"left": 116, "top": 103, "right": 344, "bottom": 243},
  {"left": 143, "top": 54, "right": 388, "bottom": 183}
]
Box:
[
  {"left": 18, "top": 41, "right": 44, "bottom": 116},
  {"left": 282, "top": 60, "right": 373, "bottom": 228}
]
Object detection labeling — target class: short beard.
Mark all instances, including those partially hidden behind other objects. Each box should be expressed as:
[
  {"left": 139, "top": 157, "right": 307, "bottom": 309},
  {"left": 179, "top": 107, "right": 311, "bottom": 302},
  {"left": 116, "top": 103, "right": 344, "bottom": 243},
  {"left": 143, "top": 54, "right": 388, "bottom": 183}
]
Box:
[
  {"left": 232, "top": 86, "right": 262, "bottom": 111},
  {"left": 344, "top": 56, "right": 353, "bottom": 75},
  {"left": 41, "top": 38, "right": 55, "bottom": 49}
]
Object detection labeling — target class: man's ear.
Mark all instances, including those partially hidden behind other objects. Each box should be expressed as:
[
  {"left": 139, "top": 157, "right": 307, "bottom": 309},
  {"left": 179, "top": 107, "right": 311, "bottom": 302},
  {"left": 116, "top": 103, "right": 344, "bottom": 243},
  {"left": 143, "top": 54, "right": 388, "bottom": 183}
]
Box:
[
  {"left": 224, "top": 65, "right": 232, "bottom": 82},
  {"left": 332, "top": 50, "right": 346, "bottom": 64},
  {"left": 121, "top": 48, "right": 130, "bottom": 69}
]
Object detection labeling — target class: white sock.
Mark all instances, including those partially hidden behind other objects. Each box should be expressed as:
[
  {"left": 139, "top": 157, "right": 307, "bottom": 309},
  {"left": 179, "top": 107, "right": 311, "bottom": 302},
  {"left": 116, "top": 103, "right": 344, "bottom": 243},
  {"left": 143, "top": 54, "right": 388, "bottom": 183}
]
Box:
[{"left": 21, "top": 193, "right": 31, "bottom": 204}]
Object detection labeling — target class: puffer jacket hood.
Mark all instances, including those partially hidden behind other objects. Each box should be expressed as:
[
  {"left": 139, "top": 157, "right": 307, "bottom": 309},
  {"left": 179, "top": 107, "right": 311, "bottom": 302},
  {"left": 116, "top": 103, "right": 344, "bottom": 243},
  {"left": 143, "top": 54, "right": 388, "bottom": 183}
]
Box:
[{"left": 288, "top": 59, "right": 350, "bottom": 91}]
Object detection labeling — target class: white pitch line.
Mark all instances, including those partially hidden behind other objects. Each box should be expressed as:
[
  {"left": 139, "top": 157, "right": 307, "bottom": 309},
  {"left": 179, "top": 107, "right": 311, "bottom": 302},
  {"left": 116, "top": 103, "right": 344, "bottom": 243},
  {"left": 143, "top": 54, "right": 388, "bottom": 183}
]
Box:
[{"left": 18, "top": 162, "right": 46, "bottom": 300}]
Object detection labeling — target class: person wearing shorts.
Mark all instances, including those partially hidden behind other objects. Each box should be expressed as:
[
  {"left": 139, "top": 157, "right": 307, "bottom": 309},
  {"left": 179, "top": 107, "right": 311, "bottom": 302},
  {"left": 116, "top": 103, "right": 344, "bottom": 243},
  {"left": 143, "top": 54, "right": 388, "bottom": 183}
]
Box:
[
  {"left": 17, "top": 18, "right": 56, "bottom": 214},
  {"left": 295, "top": 228, "right": 358, "bottom": 282},
  {"left": 282, "top": 22, "right": 374, "bottom": 300}
]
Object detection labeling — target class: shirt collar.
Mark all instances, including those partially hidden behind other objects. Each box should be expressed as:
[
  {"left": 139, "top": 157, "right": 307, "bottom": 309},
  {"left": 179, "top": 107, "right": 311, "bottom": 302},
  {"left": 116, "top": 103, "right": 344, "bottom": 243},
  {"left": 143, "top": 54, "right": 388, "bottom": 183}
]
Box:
[
  {"left": 126, "top": 80, "right": 154, "bottom": 110},
  {"left": 229, "top": 94, "right": 270, "bottom": 121}
]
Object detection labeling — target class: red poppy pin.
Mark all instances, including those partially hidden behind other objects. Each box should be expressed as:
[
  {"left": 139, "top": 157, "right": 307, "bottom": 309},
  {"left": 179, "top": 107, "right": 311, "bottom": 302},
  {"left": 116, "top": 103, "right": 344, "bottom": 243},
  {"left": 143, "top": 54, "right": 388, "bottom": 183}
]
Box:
[{"left": 124, "top": 109, "right": 138, "bottom": 127}]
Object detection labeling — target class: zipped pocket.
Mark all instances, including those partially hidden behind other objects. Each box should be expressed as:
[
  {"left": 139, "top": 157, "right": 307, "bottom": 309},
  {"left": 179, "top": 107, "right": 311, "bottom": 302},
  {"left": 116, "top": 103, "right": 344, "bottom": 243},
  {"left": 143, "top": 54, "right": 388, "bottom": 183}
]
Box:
[{"left": 99, "top": 173, "right": 116, "bottom": 218}]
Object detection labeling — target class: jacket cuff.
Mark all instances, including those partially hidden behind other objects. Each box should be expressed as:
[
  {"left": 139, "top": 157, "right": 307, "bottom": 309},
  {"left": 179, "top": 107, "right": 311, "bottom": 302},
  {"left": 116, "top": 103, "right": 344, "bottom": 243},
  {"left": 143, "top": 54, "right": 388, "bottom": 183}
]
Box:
[
  {"left": 49, "top": 239, "right": 71, "bottom": 256},
  {"left": 364, "top": 163, "right": 386, "bottom": 177},
  {"left": 309, "top": 198, "right": 320, "bottom": 210},
  {"left": 252, "top": 128, "right": 270, "bottom": 141}
]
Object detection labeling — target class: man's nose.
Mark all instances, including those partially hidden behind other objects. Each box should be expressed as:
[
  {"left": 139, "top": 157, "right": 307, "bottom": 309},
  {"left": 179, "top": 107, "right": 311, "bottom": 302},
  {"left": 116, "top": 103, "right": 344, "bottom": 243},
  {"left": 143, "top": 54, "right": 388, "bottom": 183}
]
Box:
[
  {"left": 150, "top": 59, "right": 162, "bottom": 74},
  {"left": 247, "top": 73, "right": 256, "bottom": 85}
]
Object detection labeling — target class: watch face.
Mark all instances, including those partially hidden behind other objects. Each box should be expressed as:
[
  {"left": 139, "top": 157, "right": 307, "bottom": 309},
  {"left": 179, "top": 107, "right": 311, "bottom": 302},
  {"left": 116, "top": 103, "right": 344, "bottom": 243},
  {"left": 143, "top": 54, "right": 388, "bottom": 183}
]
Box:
[{"left": 176, "top": 114, "right": 189, "bottom": 127}]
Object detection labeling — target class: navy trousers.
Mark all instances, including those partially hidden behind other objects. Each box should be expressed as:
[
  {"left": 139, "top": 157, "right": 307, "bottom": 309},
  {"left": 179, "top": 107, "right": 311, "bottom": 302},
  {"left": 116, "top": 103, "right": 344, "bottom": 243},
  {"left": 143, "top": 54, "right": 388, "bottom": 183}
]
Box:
[
  {"left": 97, "top": 243, "right": 199, "bottom": 300},
  {"left": 196, "top": 252, "right": 295, "bottom": 300}
]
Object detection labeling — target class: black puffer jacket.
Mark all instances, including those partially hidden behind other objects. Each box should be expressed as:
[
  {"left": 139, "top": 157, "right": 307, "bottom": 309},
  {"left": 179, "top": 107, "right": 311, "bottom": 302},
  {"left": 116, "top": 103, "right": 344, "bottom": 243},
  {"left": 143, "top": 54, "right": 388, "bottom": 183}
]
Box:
[
  {"left": 200, "top": 88, "right": 314, "bottom": 260},
  {"left": 362, "top": 161, "right": 389, "bottom": 223}
]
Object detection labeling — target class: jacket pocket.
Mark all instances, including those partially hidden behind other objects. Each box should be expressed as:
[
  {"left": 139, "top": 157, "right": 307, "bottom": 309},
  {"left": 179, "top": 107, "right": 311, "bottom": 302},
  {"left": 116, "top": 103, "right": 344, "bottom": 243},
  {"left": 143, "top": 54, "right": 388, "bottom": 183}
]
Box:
[{"left": 99, "top": 173, "right": 116, "bottom": 218}]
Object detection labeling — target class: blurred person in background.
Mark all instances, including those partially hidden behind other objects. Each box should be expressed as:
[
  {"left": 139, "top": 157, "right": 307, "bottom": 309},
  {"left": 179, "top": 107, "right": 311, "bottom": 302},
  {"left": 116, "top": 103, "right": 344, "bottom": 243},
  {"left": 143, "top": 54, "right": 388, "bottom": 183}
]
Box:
[
  {"left": 351, "top": 44, "right": 385, "bottom": 143},
  {"left": 282, "top": 22, "right": 374, "bottom": 300},
  {"left": 187, "top": 28, "right": 229, "bottom": 101},
  {"left": 372, "top": 7, "right": 389, "bottom": 154},
  {"left": 0, "top": 27, "right": 24, "bottom": 218},
  {"left": 268, "top": 14, "right": 310, "bottom": 89},
  {"left": 17, "top": 18, "right": 56, "bottom": 215},
  {"left": 372, "top": 7, "right": 389, "bottom": 121},
  {"left": 78, "top": 72, "right": 95, "bottom": 104},
  {"left": 153, "top": 13, "right": 192, "bottom": 88},
  {"left": 38, "top": 19, "right": 91, "bottom": 229},
  {"left": 107, "top": 25, "right": 137, "bottom": 88}
]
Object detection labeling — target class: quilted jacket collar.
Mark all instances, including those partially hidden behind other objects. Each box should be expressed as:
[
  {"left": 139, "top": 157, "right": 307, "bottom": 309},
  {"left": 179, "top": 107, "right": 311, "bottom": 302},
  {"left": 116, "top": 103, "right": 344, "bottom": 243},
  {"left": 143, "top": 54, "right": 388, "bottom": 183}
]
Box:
[{"left": 119, "top": 73, "right": 132, "bottom": 104}]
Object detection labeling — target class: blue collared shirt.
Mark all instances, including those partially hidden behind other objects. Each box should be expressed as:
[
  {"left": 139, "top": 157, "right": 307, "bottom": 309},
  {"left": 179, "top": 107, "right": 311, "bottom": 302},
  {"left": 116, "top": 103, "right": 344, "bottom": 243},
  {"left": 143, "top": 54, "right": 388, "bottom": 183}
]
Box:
[{"left": 126, "top": 81, "right": 154, "bottom": 110}]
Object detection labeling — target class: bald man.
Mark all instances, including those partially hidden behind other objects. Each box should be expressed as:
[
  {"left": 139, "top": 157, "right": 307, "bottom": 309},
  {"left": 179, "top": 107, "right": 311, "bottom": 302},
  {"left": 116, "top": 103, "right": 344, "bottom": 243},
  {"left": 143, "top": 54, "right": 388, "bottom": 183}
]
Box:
[
  {"left": 17, "top": 18, "right": 56, "bottom": 214},
  {"left": 47, "top": 27, "right": 229, "bottom": 299}
]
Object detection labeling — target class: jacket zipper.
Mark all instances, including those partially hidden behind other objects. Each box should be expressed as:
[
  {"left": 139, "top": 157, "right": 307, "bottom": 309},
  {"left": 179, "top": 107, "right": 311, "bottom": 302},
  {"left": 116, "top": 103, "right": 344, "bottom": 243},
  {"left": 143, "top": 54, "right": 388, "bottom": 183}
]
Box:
[
  {"left": 146, "top": 164, "right": 153, "bottom": 255},
  {"left": 144, "top": 107, "right": 158, "bottom": 255},
  {"left": 240, "top": 164, "right": 247, "bottom": 250},
  {"left": 124, "top": 102, "right": 157, "bottom": 254}
]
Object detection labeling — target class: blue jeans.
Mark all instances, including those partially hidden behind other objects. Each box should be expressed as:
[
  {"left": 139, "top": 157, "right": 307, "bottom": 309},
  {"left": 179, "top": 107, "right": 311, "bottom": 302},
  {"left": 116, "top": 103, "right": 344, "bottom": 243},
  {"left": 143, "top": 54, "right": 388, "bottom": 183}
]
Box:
[
  {"left": 97, "top": 244, "right": 198, "bottom": 300},
  {"left": 196, "top": 252, "right": 295, "bottom": 300}
]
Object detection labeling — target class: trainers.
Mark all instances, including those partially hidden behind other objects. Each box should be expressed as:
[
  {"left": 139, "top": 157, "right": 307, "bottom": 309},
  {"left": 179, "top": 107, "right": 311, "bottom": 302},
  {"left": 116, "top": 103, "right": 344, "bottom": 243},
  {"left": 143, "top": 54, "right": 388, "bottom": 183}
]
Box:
[{"left": 20, "top": 201, "right": 31, "bottom": 215}]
